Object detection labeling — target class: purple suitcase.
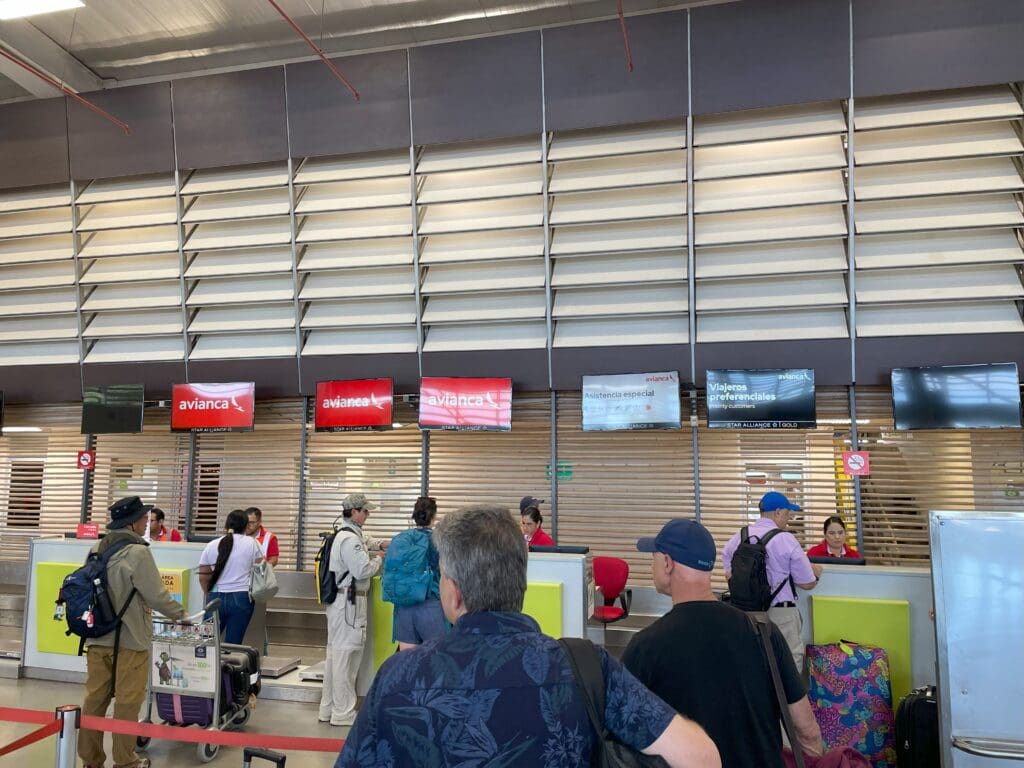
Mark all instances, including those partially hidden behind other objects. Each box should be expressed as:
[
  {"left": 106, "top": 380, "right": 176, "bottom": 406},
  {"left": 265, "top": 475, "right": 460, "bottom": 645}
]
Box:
[{"left": 156, "top": 668, "right": 234, "bottom": 727}]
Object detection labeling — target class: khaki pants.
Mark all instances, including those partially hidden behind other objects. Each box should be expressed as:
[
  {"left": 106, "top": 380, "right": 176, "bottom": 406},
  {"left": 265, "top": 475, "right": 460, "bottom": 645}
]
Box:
[
  {"left": 79, "top": 645, "right": 149, "bottom": 768},
  {"left": 768, "top": 605, "right": 805, "bottom": 674},
  {"left": 319, "top": 595, "right": 366, "bottom": 725}
]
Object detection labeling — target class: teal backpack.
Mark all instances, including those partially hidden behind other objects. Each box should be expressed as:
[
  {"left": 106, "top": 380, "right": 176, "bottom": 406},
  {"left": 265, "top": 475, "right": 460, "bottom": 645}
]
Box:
[{"left": 381, "top": 528, "right": 435, "bottom": 607}]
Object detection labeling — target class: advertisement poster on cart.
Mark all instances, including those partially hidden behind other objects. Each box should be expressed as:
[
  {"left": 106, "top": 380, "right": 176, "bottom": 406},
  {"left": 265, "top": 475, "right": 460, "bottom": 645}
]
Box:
[
  {"left": 706, "top": 369, "right": 816, "bottom": 429},
  {"left": 419, "top": 377, "right": 512, "bottom": 431},
  {"left": 582, "top": 371, "right": 682, "bottom": 431},
  {"left": 315, "top": 379, "right": 393, "bottom": 431},
  {"left": 171, "top": 382, "right": 255, "bottom": 432},
  {"left": 152, "top": 640, "right": 216, "bottom": 693}
]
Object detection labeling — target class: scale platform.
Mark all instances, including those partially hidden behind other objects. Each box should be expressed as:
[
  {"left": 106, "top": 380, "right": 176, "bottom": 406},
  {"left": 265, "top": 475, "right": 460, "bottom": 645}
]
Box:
[
  {"left": 299, "top": 660, "right": 326, "bottom": 682},
  {"left": 261, "top": 656, "right": 301, "bottom": 679}
]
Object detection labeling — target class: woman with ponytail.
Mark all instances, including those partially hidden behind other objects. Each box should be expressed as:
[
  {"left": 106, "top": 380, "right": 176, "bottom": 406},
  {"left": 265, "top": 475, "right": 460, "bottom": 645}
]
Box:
[{"left": 198, "top": 509, "right": 263, "bottom": 643}]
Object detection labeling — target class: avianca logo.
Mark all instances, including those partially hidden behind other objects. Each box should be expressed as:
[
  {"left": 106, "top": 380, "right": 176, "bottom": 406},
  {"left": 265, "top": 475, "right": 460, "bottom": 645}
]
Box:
[
  {"left": 428, "top": 392, "right": 502, "bottom": 409},
  {"left": 322, "top": 393, "right": 386, "bottom": 411},
  {"left": 179, "top": 396, "right": 246, "bottom": 413},
  {"left": 646, "top": 375, "right": 674, "bottom": 383}
]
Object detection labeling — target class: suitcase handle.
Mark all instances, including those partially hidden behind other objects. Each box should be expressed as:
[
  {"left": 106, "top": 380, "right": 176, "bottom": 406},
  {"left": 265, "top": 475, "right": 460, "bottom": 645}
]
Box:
[{"left": 242, "top": 746, "right": 286, "bottom": 767}]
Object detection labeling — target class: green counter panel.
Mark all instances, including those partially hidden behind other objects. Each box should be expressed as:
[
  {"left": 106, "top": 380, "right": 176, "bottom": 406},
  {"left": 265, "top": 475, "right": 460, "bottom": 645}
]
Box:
[
  {"left": 811, "top": 595, "right": 912, "bottom": 703},
  {"left": 368, "top": 578, "right": 564, "bottom": 673}
]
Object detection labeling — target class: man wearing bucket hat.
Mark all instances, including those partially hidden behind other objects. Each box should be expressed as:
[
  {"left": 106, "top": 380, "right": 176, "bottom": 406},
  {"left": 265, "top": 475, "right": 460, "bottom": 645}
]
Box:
[
  {"left": 722, "top": 492, "right": 823, "bottom": 671},
  {"left": 318, "top": 492, "right": 387, "bottom": 726},
  {"left": 623, "top": 519, "right": 822, "bottom": 768},
  {"left": 80, "top": 496, "right": 188, "bottom": 768}
]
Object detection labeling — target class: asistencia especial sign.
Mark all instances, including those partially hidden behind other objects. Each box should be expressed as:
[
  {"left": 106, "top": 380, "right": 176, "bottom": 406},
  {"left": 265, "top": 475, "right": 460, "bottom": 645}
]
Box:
[
  {"left": 582, "top": 371, "right": 682, "bottom": 431},
  {"left": 706, "top": 369, "right": 816, "bottom": 429}
]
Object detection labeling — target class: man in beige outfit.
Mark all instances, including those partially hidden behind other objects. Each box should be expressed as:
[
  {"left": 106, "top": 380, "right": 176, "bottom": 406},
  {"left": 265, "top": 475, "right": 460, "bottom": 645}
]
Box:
[{"left": 80, "top": 496, "right": 188, "bottom": 768}]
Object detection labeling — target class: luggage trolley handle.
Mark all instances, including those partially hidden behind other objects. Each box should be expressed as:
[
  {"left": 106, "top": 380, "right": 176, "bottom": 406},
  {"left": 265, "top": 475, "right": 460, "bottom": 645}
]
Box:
[{"left": 243, "top": 746, "right": 286, "bottom": 767}]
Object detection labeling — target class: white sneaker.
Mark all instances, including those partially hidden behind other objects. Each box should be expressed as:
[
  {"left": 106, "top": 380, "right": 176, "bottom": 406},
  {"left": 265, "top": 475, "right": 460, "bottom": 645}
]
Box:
[
  {"left": 318, "top": 708, "right": 332, "bottom": 723},
  {"left": 329, "top": 712, "right": 356, "bottom": 727}
]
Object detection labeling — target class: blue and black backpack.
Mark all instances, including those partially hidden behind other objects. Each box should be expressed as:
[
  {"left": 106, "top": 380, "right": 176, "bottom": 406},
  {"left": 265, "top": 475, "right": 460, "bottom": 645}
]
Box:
[{"left": 381, "top": 528, "right": 436, "bottom": 607}]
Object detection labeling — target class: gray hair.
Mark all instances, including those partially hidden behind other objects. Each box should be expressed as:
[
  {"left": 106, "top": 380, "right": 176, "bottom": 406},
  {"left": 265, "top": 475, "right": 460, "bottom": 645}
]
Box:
[{"left": 434, "top": 505, "right": 527, "bottom": 614}]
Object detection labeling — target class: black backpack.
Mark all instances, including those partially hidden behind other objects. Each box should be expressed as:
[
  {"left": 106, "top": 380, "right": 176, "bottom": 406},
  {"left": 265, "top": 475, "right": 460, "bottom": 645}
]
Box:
[
  {"left": 56, "top": 538, "right": 139, "bottom": 695},
  {"left": 315, "top": 528, "right": 352, "bottom": 605},
  {"left": 726, "top": 526, "right": 789, "bottom": 611}
]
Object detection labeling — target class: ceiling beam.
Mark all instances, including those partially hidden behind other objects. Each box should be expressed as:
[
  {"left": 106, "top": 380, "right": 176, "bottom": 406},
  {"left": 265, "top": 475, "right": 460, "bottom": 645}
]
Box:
[{"left": 0, "top": 18, "right": 103, "bottom": 97}]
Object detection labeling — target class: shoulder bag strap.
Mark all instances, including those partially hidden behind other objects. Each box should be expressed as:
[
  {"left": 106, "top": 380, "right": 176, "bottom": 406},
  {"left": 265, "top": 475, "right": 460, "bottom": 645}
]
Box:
[
  {"left": 749, "top": 613, "right": 806, "bottom": 768},
  {"left": 559, "top": 638, "right": 607, "bottom": 739}
]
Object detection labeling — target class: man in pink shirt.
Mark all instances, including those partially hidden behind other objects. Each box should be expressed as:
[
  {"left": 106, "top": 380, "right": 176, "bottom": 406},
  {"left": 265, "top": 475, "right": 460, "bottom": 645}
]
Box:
[{"left": 722, "top": 492, "right": 823, "bottom": 672}]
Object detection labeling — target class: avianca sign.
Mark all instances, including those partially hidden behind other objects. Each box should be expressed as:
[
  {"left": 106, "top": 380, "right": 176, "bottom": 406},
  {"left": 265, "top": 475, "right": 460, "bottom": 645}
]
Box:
[
  {"left": 315, "top": 379, "right": 393, "bottom": 431},
  {"left": 171, "top": 382, "right": 255, "bottom": 432},
  {"left": 419, "top": 377, "right": 512, "bottom": 431}
]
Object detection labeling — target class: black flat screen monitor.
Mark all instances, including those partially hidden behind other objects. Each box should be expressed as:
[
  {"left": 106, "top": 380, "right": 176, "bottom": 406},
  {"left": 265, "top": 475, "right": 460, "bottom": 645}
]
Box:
[
  {"left": 808, "top": 556, "right": 866, "bottom": 566},
  {"left": 891, "top": 363, "right": 1022, "bottom": 430},
  {"left": 706, "top": 369, "right": 816, "bottom": 429},
  {"left": 81, "top": 384, "right": 145, "bottom": 434}
]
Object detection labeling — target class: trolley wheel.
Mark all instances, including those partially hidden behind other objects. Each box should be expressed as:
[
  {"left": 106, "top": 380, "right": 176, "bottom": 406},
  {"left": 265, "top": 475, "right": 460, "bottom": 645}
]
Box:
[
  {"left": 231, "top": 706, "right": 251, "bottom": 728},
  {"left": 198, "top": 742, "right": 219, "bottom": 763},
  {"left": 136, "top": 736, "right": 151, "bottom": 750}
]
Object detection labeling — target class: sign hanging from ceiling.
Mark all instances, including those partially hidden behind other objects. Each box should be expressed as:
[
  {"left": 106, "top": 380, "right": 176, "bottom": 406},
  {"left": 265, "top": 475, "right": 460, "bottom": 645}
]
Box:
[
  {"left": 706, "top": 369, "right": 816, "bottom": 429},
  {"left": 171, "top": 382, "right": 256, "bottom": 433},
  {"left": 418, "top": 377, "right": 512, "bottom": 431},
  {"left": 315, "top": 379, "right": 394, "bottom": 432},
  {"left": 582, "top": 371, "right": 682, "bottom": 431}
]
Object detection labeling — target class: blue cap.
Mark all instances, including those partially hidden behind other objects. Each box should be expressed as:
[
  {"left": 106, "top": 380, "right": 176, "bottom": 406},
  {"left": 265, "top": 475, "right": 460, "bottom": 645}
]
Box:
[
  {"left": 636, "top": 519, "right": 716, "bottom": 572},
  {"left": 760, "top": 491, "right": 801, "bottom": 512}
]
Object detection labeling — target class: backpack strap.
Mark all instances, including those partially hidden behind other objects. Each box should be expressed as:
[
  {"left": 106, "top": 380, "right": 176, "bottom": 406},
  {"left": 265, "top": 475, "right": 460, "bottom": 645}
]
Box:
[
  {"left": 749, "top": 613, "right": 806, "bottom": 768},
  {"left": 756, "top": 528, "right": 792, "bottom": 607},
  {"left": 108, "top": 585, "right": 137, "bottom": 699}
]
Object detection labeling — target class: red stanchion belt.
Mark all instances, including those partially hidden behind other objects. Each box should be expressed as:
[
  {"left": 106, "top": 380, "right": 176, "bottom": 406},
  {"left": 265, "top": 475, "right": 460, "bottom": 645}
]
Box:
[
  {"left": 0, "top": 706, "right": 344, "bottom": 754},
  {"left": 0, "top": 719, "right": 62, "bottom": 758}
]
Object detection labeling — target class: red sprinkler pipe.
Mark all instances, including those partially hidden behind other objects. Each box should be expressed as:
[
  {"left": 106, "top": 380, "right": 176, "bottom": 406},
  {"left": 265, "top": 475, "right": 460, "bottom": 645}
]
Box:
[
  {"left": 265, "top": 0, "right": 360, "bottom": 101},
  {"left": 0, "top": 47, "right": 130, "bottom": 134},
  {"left": 616, "top": 0, "right": 635, "bottom": 73}
]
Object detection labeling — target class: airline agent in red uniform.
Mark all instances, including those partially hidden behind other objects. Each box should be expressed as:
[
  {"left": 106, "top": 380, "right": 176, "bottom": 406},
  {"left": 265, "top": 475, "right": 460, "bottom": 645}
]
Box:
[
  {"left": 522, "top": 506, "right": 555, "bottom": 547},
  {"left": 246, "top": 506, "right": 280, "bottom": 567},
  {"left": 149, "top": 508, "right": 182, "bottom": 542},
  {"left": 806, "top": 515, "right": 861, "bottom": 559}
]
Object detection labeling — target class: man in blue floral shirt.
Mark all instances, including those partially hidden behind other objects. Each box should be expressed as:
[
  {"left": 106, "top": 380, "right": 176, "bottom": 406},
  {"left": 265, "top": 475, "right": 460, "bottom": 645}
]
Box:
[{"left": 336, "top": 504, "right": 720, "bottom": 768}]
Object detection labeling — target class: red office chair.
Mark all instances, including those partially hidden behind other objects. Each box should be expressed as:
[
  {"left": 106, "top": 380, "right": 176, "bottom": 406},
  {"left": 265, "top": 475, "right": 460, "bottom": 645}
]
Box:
[{"left": 592, "top": 556, "right": 632, "bottom": 624}]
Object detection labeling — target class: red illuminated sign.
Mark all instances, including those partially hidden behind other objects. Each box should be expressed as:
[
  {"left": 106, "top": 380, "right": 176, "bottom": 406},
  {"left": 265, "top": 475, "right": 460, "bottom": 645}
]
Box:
[
  {"left": 419, "top": 377, "right": 512, "bottom": 431},
  {"left": 315, "top": 379, "right": 393, "bottom": 432},
  {"left": 76, "top": 523, "right": 100, "bottom": 539},
  {"left": 171, "top": 382, "right": 255, "bottom": 432}
]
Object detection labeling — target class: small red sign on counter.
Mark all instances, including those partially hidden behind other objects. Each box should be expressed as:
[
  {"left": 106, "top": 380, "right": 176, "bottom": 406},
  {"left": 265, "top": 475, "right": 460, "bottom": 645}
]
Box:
[
  {"left": 77, "top": 450, "right": 96, "bottom": 470},
  {"left": 315, "top": 379, "right": 393, "bottom": 432},
  {"left": 419, "top": 377, "right": 512, "bottom": 431},
  {"left": 76, "top": 523, "right": 100, "bottom": 539},
  {"left": 171, "top": 382, "right": 255, "bottom": 433},
  {"left": 842, "top": 450, "right": 871, "bottom": 476}
]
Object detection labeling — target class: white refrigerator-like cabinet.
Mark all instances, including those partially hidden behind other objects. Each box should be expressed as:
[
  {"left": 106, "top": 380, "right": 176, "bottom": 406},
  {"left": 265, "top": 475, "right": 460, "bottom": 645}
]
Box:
[{"left": 931, "top": 510, "right": 1024, "bottom": 768}]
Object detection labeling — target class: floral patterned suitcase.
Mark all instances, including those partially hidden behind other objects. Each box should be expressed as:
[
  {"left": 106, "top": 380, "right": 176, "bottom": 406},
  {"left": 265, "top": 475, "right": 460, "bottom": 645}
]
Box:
[{"left": 806, "top": 641, "right": 898, "bottom": 768}]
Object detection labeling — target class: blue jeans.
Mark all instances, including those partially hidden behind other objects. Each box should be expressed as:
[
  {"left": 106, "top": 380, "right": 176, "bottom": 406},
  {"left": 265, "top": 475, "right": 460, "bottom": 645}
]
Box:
[{"left": 210, "top": 591, "right": 254, "bottom": 644}]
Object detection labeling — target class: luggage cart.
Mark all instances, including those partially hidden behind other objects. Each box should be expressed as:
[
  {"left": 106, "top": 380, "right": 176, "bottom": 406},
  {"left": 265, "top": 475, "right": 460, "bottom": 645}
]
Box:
[{"left": 138, "top": 601, "right": 254, "bottom": 763}]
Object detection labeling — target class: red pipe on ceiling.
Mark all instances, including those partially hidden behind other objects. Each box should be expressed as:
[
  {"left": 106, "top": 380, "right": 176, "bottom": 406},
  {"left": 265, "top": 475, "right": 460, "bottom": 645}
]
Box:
[
  {"left": 616, "top": 0, "right": 635, "bottom": 73},
  {"left": 0, "top": 47, "right": 131, "bottom": 134},
  {"left": 265, "top": 0, "right": 360, "bottom": 102}
]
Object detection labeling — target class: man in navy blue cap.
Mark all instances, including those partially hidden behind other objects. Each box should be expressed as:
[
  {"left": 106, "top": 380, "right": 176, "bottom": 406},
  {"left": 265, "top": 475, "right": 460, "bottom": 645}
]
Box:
[
  {"left": 722, "top": 492, "right": 822, "bottom": 671},
  {"left": 623, "top": 518, "right": 822, "bottom": 768}
]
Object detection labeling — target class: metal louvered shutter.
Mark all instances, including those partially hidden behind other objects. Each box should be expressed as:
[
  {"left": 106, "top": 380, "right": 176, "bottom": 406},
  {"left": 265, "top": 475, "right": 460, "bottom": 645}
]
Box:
[
  {"left": 697, "top": 387, "right": 855, "bottom": 588},
  {"left": 427, "top": 393, "right": 551, "bottom": 516},
  {"left": 302, "top": 400, "right": 423, "bottom": 568},
  {"left": 0, "top": 404, "right": 87, "bottom": 559},
  {"left": 89, "top": 408, "right": 190, "bottom": 530},
  {"left": 555, "top": 392, "right": 696, "bottom": 587},
  {"left": 190, "top": 399, "right": 303, "bottom": 568},
  {"left": 854, "top": 386, "right": 1024, "bottom": 565}
]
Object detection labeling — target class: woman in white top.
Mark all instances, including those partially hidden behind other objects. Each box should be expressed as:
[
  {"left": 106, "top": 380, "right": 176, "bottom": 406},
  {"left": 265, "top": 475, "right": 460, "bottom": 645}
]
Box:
[{"left": 199, "top": 509, "right": 263, "bottom": 644}]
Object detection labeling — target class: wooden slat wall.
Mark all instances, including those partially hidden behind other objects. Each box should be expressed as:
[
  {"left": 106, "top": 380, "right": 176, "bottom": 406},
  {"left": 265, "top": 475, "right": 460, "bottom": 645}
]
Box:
[
  {"left": 855, "top": 386, "right": 1024, "bottom": 565},
  {"left": 302, "top": 400, "right": 423, "bottom": 570},
  {"left": 698, "top": 387, "right": 855, "bottom": 588},
  {"left": 191, "top": 399, "right": 304, "bottom": 568},
  {"left": 89, "top": 408, "right": 190, "bottom": 532},
  {"left": 0, "top": 404, "right": 86, "bottom": 560},
  {"left": 555, "top": 392, "right": 696, "bottom": 587},
  {"left": 427, "top": 393, "right": 551, "bottom": 519}
]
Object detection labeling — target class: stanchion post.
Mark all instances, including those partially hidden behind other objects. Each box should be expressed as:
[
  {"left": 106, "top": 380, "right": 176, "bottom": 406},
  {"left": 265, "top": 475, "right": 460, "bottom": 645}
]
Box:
[{"left": 54, "top": 705, "right": 80, "bottom": 768}]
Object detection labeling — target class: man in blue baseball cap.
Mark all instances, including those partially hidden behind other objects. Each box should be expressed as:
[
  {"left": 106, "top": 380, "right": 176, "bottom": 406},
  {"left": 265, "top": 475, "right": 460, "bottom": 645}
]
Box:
[
  {"left": 623, "top": 519, "right": 823, "bottom": 768},
  {"left": 722, "top": 491, "right": 823, "bottom": 672}
]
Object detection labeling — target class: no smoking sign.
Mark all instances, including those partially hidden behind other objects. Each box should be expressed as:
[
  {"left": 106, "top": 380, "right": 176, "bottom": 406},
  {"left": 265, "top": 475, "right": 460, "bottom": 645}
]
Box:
[
  {"left": 842, "top": 450, "right": 870, "bottom": 477},
  {"left": 77, "top": 450, "right": 96, "bottom": 471}
]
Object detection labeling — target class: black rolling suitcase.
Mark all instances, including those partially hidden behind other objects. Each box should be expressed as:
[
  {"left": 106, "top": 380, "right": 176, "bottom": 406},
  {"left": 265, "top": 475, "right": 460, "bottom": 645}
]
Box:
[
  {"left": 895, "top": 685, "right": 940, "bottom": 768},
  {"left": 222, "top": 643, "right": 262, "bottom": 706}
]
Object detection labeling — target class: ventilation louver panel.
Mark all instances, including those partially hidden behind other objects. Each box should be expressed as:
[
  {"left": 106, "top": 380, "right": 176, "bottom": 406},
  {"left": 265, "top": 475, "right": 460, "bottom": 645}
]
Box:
[{"left": 853, "top": 86, "right": 1024, "bottom": 336}]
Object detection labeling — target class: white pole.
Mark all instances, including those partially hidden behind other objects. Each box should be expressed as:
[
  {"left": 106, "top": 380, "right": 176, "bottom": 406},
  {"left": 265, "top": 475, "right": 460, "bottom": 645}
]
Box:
[{"left": 53, "top": 705, "right": 80, "bottom": 768}]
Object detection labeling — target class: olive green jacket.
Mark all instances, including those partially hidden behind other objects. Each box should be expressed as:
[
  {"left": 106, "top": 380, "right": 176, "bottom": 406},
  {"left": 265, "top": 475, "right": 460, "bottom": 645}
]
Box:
[{"left": 86, "top": 530, "right": 187, "bottom": 652}]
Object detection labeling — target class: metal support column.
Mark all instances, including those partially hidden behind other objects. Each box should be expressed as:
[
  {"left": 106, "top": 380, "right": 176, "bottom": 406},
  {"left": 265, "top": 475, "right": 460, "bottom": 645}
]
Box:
[
  {"left": 79, "top": 434, "right": 95, "bottom": 524},
  {"left": 295, "top": 395, "right": 311, "bottom": 570},
  {"left": 549, "top": 390, "right": 559, "bottom": 541},
  {"left": 848, "top": 384, "right": 864, "bottom": 554},
  {"left": 420, "top": 430, "right": 430, "bottom": 496},
  {"left": 183, "top": 432, "right": 198, "bottom": 538}
]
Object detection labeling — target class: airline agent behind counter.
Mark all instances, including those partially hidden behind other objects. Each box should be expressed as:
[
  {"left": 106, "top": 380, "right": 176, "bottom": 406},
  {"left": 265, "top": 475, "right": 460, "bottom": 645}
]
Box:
[
  {"left": 806, "top": 515, "right": 861, "bottom": 560},
  {"left": 522, "top": 506, "right": 554, "bottom": 548},
  {"left": 149, "top": 508, "right": 182, "bottom": 542}
]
